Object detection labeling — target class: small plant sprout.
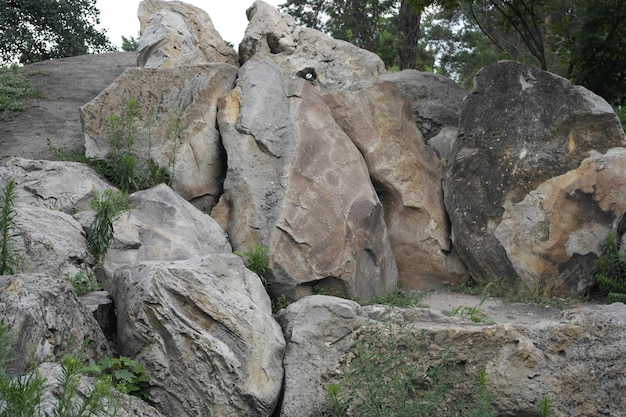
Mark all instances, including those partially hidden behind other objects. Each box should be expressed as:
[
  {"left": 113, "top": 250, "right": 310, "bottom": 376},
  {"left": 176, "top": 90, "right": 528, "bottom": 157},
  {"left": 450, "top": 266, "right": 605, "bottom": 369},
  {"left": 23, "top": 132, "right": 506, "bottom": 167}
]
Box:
[
  {"left": 234, "top": 244, "right": 270, "bottom": 285},
  {"left": 452, "top": 282, "right": 493, "bottom": 323},
  {"left": 539, "top": 394, "right": 556, "bottom": 417}
]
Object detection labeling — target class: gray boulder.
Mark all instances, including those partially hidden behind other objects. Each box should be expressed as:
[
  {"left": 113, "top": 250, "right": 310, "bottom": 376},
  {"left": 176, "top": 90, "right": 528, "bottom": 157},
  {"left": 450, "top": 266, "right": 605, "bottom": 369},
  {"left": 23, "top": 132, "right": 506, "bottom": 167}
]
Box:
[
  {"left": 379, "top": 70, "right": 468, "bottom": 165},
  {"left": 325, "top": 81, "right": 468, "bottom": 289},
  {"left": 239, "top": 1, "right": 385, "bottom": 94},
  {"left": 0, "top": 274, "right": 110, "bottom": 373},
  {"left": 444, "top": 61, "right": 626, "bottom": 289},
  {"left": 104, "top": 184, "right": 231, "bottom": 277},
  {"left": 275, "top": 295, "right": 368, "bottom": 417},
  {"left": 111, "top": 255, "right": 285, "bottom": 417},
  {"left": 0, "top": 158, "right": 113, "bottom": 214},
  {"left": 80, "top": 64, "right": 238, "bottom": 206},
  {"left": 137, "top": 0, "right": 238, "bottom": 68},
  {"left": 215, "top": 55, "right": 397, "bottom": 301}
]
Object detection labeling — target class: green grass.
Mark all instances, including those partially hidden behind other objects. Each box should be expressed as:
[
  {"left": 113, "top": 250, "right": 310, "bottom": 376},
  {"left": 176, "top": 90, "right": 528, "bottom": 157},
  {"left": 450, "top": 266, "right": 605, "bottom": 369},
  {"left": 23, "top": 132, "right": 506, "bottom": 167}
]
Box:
[
  {"left": 327, "top": 320, "right": 497, "bottom": 417},
  {"left": 235, "top": 244, "right": 270, "bottom": 286},
  {"left": 0, "top": 65, "right": 44, "bottom": 120}
]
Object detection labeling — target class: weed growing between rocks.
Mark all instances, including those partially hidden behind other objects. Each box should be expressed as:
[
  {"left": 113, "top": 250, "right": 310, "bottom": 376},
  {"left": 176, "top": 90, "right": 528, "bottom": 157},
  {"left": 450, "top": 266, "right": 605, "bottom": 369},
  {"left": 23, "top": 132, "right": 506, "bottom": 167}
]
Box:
[
  {"left": 0, "top": 179, "right": 19, "bottom": 275},
  {"left": 594, "top": 231, "right": 626, "bottom": 303},
  {"left": 325, "top": 320, "right": 497, "bottom": 417},
  {"left": 66, "top": 271, "right": 103, "bottom": 296},
  {"left": 235, "top": 244, "right": 270, "bottom": 286},
  {"left": 82, "top": 356, "right": 151, "bottom": 400},
  {"left": 87, "top": 189, "right": 129, "bottom": 264},
  {"left": 451, "top": 283, "right": 492, "bottom": 323},
  {"left": 0, "top": 65, "right": 45, "bottom": 120}
]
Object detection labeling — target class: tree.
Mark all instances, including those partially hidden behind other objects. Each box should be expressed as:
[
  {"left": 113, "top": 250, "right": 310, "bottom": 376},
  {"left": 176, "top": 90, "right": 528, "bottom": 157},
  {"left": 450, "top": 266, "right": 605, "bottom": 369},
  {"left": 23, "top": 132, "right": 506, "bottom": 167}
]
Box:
[
  {"left": 0, "top": 0, "right": 114, "bottom": 65},
  {"left": 121, "top": 35, "right": 139, "bottom": 52}
]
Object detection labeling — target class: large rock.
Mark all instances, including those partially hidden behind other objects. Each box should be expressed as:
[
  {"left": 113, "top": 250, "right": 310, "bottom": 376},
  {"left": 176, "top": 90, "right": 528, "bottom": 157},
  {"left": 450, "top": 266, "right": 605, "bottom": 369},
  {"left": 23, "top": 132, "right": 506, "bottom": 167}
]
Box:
[
  {"left": 215, "top": 55, "right": 397, "bottom": 301},
  {"left": 379, "top": 70, "right": 468, "bottom": 165},
  {"left": 12, "top": 203, "right": 92, "bottom": 279},
  {"left": 137, "top": 0, "right": 238, "bottom": 68},
  {"left": 111, "top": 255, "right": 285, "bottom": 417},
  {"left": 80, "top": 64, "right": 238, "bottom": 206},
  {"left": 444, "top": 61, "right": 626, "bottom": 289},
  {"left": 275, "top": 296, "right": 368, "bottom": 417},
  {"left": 0, "top": 158, "right": 113, "bottom": 214},
  {"left": 325, "top": 81, "right": 468, "bottom": 289},
  {"left": 496, "top": 148, "right": 626, "bottom": 292},
  {"left": 280, "top": 298, "right": 626, "bottom": 417},
  {"left": 0, "top": 274, "right": 110, "bottom": 374},
  {"left": 104, "top": 184, "right": 231, "bottom": 276},
  {"left": 239, "top": 1, "right": 385, "bottom": 94}
]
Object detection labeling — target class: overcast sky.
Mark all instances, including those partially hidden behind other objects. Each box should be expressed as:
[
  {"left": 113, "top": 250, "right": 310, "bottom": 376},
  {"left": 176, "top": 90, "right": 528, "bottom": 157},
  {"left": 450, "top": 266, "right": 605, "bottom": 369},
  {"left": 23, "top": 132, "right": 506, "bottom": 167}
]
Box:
[{"left": 96, "top": 0, "right": 284, "bottom": 48}]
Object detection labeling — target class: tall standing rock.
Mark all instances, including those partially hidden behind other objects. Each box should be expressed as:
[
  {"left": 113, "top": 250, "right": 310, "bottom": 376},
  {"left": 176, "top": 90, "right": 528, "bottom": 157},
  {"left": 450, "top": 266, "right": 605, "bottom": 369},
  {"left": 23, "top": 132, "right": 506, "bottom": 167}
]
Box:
[
  {"left": 325, "top": 81, "right": 468, "bottom": 289},
  {"left": 239, "top": 1, "right": 385, "bottom": 94},
  {"left": 216, "top": 55, "right": 397, "bottom": 301},
  {"left": 444, "top": 61, "right": 625, "bottom": 289},
  {"left": 137, "top": 0, "right": 238, "bottom": 68}
]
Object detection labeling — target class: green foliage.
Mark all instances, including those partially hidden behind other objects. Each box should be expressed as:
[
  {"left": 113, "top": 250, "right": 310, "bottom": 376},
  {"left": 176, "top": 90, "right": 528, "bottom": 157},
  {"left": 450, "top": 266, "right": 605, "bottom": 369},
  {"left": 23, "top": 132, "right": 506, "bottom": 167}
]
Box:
[
  {"left": 235, "top": 244, "right": 270, "bottom": 285},
  {"left": 0, "top": 179, "right": 19, "bottom": 275},
  {"left": 329, "top": 321, "right": 496, "bottom": 416},
  {"left": 539, "top": 395, "right": 556, "bottom": 417},
  {"left": 0, "top": 323, "right": 44, "bottom": 417},
  {"left": 0, "top": 65, "right": 44, "bottom": 120},
  {"left": 0, "top": 0, "right": 115, "bottom": 65},
  {"left": 87, "top": 189, "right": 129, "bottom": 263},
  {"left": 121, "top": 35, "right": 139, "bottom": 52},
  {"left": 272, "top": 294, "right": 290, "bottom": 313},
  {"left": 83, "top": 356, "right": 151, "bottom": 399},
  {"left": 362, "top": 289, "right": 426, "bottom": 308},
  {"left": 617, "top": 106, "right": 626, "bottom": 134},
  {"left": 66, "top": 271, "right": 103, "bottom": 296},
  {"left": 55, "top": 355, "right": 119, "bottom": 417},
  {"left": 593, "top": 232, "right": 626, "bottom": 302},
  {"left": 451, "top": 283, "right": 492, "bottom": 322}
]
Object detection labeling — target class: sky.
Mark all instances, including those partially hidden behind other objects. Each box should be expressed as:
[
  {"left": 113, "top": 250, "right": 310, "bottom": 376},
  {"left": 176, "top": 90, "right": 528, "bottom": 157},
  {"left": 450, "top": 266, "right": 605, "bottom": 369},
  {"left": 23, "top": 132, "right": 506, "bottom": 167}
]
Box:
[{"left": 96, "top": 0, "right": 284, "bottom": 49}]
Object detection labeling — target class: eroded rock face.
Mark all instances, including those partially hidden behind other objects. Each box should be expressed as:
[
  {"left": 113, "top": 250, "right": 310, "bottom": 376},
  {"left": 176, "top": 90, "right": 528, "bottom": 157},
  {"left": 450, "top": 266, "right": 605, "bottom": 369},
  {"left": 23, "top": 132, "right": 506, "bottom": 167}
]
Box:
[
  {"left": 444, "top": 61, "right": 626, "bottom": 288},
  {"left": 111, "top": 255, "right": 285, "bottom": 417},
  {"left": 137, "top": 0, "right": 238, "bottom": 68},
  {"left": 239, "top": 1, "right": 385, "bottom": 94},
  {"left": 80, "top": 64, "right": 237, "bottom": 205},
  {"left": 495, "top": 148, "right": 626, "bottom": 292},
  {"left": 0, "top": 158, "right": 113, "bottom": 214},
  {"left": 216, "top": 55, "right": 397, "bottom": 301},
  {"left": 276, "top": 296, "right": 368, "bottom": 417},
  {"left": 379, "top": 70, "right": 468, "bottom": 165},
  {"left": 104, "top": 184, "right": 231, "bottom": 276},
  {"left": 0, "top": 274, "right": 110, "bottom": 374},
  {"left": 280, "top": 298, "right": 626, "bottom": 417},
  {"left": 325, "top": 81, "right": 468, "bottom": 289}
]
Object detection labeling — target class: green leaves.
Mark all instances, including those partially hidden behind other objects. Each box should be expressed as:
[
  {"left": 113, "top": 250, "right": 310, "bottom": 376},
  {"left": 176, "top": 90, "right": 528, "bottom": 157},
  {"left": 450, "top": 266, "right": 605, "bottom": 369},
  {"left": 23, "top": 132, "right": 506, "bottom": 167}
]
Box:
[
  {"left": 593, "top": 231, "right": 626, "bottom": 302},
  {"left": 87, "top": 189, "right": 129, "bottom": 263},
  {"left": 85, "top": 356, "right": 151, "bottom": 399},
  {"left": 0, "top": 179, "right": 19, "bottom": 275},
  {"left": 235, "top": 244, "right": 270, "bottom": 285}
]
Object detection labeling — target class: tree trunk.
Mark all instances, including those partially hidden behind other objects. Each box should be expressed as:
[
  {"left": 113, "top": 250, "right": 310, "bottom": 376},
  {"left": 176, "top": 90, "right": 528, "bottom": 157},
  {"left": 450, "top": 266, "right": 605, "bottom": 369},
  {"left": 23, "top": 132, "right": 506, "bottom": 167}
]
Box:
[{"left": 396, "top": 0, "right": 421, "bottom": 69}]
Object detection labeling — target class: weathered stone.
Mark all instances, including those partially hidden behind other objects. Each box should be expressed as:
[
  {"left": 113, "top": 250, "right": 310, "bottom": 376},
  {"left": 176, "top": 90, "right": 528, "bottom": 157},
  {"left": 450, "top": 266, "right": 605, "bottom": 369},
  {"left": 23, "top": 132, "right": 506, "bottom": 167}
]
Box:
[
  {"left": 111, "top": 255, "right": 285, "bottom": 417},
  {"left": 103, "top": 184, "right": 231, "bottom": 277},
  {"left": 239, "top": 1, "right": 385, "bottom": 94},
  {"left": 79, "top": 291, "right": 115, "bottom": 342},
  {"left": 37, "top": 362, "right": 167, "bottom": 417},
  {"left": 12, "top": 203, "right": 92, "bottom": 279},
  {"left": 325, "top": 81, "right": 468, "bottom": 289},
  {"left": 137, "top": 0, "right": 238, "bottom": 68},
  {"left": 495, "top": 148, "right": 626, "bottom": 292},
  {"left": 379, "top": 70, "right": 467, "bottom": 143},
  {"left": 216, "top": 55, "right": 397, "bottom": 301},
  {"left": 444, "top": 61, "right": 626, "bottom": 286},
  {"left": 0, "top": 158, "right": 113, "bottom": 214},
  {"left": 279, "top": 297, "right": 626, "bottom": 417},
  {"left": 0, "top": 274, "right": 110, "bottom": 373},
  {"left": 276, "top": 295, "right": 368, "bottom": 417},
  {"left": 80, "top": 64, "right": 237, "bottom": 206}
]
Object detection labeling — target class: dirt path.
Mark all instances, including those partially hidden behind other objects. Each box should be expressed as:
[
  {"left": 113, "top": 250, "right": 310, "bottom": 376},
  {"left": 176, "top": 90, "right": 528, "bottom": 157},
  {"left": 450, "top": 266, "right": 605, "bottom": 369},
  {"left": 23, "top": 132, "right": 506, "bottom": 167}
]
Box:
[{"left": 0, "top": 52, "right": 137, "bottom": 164}]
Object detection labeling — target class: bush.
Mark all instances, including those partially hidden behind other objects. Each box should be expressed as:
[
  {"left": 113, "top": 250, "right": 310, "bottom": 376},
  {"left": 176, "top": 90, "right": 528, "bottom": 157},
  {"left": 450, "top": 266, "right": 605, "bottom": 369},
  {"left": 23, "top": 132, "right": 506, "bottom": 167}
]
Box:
[
  {"left": 594, "top": 231, "right": 626, "bottom": 302},
  {"left": 87, "top": 189, "right": 129, "bottom": 263},
  {"left": 83, "top": 356, "right": 151, "bottom": 399},
  {"left": 0, "top": 179, "right": 19, "bottom": 275},
  {"left": 235, "top": 244, "right": 270, "bottom": 285}
]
